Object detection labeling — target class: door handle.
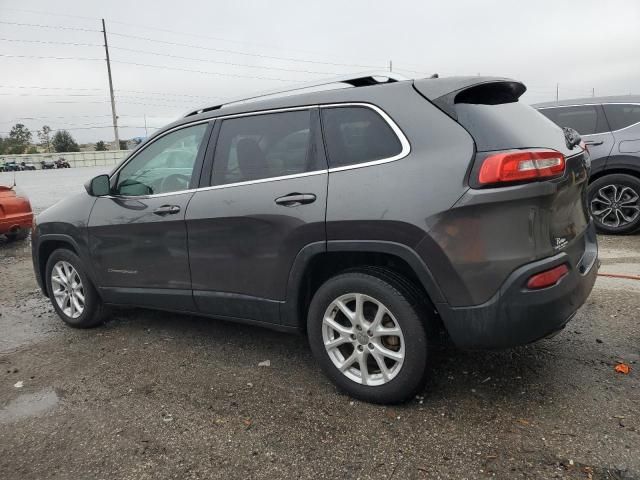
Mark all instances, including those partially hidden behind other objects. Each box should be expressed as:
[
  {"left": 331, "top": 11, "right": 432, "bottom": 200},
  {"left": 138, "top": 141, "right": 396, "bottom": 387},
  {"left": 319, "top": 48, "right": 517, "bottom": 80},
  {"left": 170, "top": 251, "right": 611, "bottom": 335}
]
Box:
[
  {"left": 274, "top": 193, "right": 317, "bottom": 207},
  {"left": 153, "top": 205, "right": 181, "bottom": 216},
  {"left": 584, "top": 140, "right": 603, "bottom": 146}
]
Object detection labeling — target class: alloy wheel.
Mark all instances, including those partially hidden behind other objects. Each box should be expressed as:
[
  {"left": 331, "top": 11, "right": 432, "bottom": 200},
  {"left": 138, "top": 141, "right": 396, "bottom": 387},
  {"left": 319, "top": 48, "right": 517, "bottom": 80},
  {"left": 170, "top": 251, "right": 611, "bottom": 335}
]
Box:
[
  {"left": 322, "top": 293, "right": 405, "bottom": 386},
  {"left": 590, "top": 184, "right": 640, "bottom": 229},
  {"left": 51, "top": 260, "right": 85, "bottom": 319}
]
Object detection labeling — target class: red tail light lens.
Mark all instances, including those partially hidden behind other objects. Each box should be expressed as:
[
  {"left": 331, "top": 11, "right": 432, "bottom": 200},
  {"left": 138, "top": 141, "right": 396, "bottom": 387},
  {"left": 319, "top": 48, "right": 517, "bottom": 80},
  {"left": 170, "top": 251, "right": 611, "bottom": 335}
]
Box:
[
  {"left": 526, "top": 264, "right": 569, "bottom": 290},
  {"left": 478, "top": 149, "right": 565, "bottom": 186}
]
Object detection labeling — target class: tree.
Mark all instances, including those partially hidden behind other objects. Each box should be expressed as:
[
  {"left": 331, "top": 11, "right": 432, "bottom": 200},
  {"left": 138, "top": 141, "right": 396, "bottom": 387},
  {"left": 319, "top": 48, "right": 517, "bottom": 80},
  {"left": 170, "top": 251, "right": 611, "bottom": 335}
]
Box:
[
  {"left": 38, "top": 125, "right": 52, "bottom": 152},
  {"left": 95, "top": 140, "right": 108, "bottom": 151},
  {"left": 52, "top": 130, "right": 80, "bottom": 153},
  {"left": 7, "top": 123, "right": 32, "bottom": 154},
  {"left": 119, "top": 140, "right": 128, "bottom": 150},
  {"left": 0, "top": 136, "right": 5, "bottom": 155},
  {"left": 26, "top": 146, "right": 39, "bottom": 154}
]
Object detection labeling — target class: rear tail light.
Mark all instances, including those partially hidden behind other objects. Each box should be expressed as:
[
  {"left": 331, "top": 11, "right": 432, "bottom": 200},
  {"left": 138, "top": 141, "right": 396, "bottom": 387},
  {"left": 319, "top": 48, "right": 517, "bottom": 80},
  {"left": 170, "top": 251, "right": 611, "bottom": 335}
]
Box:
[
  {"left": 526, "top": 264, "right": 569, "bottom": 290},
  {"left": 477, "top": 149, "right": 565, "bottom": 186}
]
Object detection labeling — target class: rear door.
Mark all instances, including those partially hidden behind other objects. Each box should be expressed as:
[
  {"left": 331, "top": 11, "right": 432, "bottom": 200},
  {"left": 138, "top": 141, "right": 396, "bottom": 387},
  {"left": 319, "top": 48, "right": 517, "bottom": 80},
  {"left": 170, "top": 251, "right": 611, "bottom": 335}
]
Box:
[
  {"left": 537, "top": 104, "right": 614, "bottom": 174},
  {"left": 88, "top": 122, "right": 211, "bottom": 310},
  {"left": 186, "top": 108, "right": 327, "bottom": 324}
]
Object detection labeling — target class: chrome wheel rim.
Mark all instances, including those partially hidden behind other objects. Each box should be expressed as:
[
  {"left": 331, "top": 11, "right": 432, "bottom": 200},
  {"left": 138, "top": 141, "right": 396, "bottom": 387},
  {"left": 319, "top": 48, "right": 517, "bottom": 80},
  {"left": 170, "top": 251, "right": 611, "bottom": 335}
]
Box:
[
  {"left": 322, "top": 293, "right": 405, "bottom": 386},
  {"left": 51, "top": 261, "right": 85, "bottom": 319},
  {"left": 590, "top": 184, "right": 640, "bottom": 229}
]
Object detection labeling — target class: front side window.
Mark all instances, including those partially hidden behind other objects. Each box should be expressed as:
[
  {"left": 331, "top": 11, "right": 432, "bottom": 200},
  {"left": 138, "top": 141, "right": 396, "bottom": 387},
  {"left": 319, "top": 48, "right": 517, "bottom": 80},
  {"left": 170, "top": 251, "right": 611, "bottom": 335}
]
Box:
[
  {"left": 538, "top": 105, "right": 609, "bottom": 136},
  {"left": 603, "top": 104, "right": 640, "bottom": 131},
  {"left": 114, "top": 123, "right": 207, "bottom": 196},
  {"left": 212, "top": 110, "right": 316, "bottom": 186},
  {"left": 321, "top": 106, "right": 402, "bottom": 168}
]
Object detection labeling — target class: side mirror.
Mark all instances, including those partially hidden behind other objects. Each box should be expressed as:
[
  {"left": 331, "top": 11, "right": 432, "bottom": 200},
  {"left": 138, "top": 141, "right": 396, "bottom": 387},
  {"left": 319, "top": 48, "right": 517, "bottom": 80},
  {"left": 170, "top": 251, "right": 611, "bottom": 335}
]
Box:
[{"left": 85, "top": 174, "right": 111, "bottom": 197}]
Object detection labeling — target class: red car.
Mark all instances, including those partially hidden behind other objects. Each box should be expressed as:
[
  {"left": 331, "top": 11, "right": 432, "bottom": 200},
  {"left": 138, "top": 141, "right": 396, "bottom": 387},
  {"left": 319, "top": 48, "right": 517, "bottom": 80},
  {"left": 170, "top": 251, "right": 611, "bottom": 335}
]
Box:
[{"left": 0, "top": 185, "right": 33, "bottom": 241}]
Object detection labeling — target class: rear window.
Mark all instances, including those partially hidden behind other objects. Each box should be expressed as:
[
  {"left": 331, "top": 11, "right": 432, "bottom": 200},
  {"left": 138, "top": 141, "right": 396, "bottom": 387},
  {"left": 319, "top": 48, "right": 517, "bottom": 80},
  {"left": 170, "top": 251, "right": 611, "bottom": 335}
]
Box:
[
  {"left": 321, "top": 106, "right": 402, "bottom": 168},
  {"left": 603, "top": 104, "right": 640, "bottom": 131},
  {"left": 455, "top": 101, "right": 572, "bottom": 155},
  {"left": 538, "top": 105, "right": 609, "bottom": 135}
]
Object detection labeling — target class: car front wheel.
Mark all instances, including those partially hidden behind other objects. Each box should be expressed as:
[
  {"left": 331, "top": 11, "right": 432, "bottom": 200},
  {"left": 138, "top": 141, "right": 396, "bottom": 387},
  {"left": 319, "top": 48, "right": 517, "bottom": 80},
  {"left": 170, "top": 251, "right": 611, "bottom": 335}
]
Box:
[
  {"left": 45, "top": 249, "right": 107, "bottom": 328},
  {"left": 307, "top": 270, "right": 429, "bottom": 404}
]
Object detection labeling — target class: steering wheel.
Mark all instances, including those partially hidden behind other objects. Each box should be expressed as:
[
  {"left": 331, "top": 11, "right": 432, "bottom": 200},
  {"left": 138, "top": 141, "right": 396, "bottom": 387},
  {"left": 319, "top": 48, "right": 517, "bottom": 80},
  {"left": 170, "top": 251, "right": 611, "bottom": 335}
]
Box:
[{"left": 158, "top": 174, "right": 191, "bottom": 193}]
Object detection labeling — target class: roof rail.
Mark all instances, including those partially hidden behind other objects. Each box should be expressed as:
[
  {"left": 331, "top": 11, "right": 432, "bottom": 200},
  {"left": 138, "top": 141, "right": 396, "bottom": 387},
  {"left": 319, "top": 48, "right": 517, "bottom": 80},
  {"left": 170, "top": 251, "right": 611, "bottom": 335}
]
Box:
[{"left": 184, "top": 71, "right": 409, "bottom": 117}]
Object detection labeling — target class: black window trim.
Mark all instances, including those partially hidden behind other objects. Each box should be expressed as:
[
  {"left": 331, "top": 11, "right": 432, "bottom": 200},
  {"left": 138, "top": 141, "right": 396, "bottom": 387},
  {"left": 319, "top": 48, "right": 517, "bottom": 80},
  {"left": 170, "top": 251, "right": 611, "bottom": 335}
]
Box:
[{"left": 537, "top": 103, "right": 610, "bottom": 136}]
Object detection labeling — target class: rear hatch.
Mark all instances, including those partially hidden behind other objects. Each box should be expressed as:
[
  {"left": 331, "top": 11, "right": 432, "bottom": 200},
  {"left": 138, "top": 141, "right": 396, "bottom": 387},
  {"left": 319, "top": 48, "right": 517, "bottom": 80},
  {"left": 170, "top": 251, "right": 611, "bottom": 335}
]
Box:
[
  {"left": 414, "top": 77, "right": 594, "bottom": 305},
  {"left": 415, "top": 77, "right": 590, "bottom": 250}
]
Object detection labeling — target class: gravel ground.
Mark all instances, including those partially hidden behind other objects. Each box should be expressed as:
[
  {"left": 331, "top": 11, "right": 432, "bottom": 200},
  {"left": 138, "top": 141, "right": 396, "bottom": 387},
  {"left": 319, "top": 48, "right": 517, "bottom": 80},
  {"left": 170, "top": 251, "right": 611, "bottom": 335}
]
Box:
[{"left": 0, "top": 169, "right": 639, "bottom": 479}]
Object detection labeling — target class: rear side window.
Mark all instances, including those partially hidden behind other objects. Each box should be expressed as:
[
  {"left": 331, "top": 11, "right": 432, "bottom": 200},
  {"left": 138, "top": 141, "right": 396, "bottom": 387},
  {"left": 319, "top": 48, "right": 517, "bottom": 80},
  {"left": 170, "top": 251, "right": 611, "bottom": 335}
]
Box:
[
  {"left": 603, "top": 104, "right": 640, "bottom": 131},
  {"left": 212, "top": 110, "right": 317, "bottom": 185},
  {"left": 321, "top": 106, "right": 402, "bottom": 168},
  {"left": 538, "top": 105, "right": 609, "bottom": 135}
]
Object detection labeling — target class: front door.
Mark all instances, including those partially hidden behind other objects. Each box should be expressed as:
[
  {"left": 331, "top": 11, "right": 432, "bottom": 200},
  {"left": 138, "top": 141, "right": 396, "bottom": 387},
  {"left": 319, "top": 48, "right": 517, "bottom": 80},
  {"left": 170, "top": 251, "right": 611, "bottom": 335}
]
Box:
[
  {"left": 186, "top": 108, "right": 327, "bottom": 324},
  {"left": 88, "top": 122, "right": 211, "bottom": 310}
]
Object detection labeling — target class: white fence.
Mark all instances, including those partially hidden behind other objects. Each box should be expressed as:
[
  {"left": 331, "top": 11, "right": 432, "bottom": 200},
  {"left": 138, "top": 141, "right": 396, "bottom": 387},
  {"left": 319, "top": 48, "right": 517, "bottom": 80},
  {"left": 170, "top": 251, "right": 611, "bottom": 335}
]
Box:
[{"left": 0, "top": 150, "right": 131, "bottom": 169}]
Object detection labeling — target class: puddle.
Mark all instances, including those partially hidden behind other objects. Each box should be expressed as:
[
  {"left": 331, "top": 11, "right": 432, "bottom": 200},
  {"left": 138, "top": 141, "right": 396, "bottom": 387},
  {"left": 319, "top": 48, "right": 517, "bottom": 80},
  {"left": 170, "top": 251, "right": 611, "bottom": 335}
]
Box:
[{"left": 0, "top": 388, "right": 59, "bottom": 424}]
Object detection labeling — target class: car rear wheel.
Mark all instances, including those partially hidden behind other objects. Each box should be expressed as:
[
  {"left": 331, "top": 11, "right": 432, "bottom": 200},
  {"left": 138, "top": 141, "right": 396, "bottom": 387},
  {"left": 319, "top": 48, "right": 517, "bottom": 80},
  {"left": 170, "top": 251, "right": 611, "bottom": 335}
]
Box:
[
  {"left": 307, "top": 270, "right": 429, "bottom": 404},
  {"left": 588, "top": 174, "right": 640, "bottom": 234},
  {"left": 45, "top": 249, "right": 107, "bottom": 328}
]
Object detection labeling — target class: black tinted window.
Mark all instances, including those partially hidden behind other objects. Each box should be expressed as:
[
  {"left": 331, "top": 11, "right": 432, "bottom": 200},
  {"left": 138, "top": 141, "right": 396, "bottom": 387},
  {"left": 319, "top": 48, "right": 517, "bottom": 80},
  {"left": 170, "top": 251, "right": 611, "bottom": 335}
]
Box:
[
  {"left": 603, "top": 104, "right": 640, "bottom": 131},
  {"left": 321, "top": 107, "right": 402, "bottom": 168},
  {"left": 212, "top": 110, "right": 317, "bottom": 185},
  {"left": 538, "top": 105, "right": 608, "bottom": 135}
]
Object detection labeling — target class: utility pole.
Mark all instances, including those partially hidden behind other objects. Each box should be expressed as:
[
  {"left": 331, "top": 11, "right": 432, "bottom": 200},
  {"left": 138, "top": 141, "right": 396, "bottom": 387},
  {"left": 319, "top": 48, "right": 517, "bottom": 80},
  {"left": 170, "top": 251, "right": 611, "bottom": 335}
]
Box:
[
  {"left": 592, "top": 87, "right": 595, "bottom": 97},
  {"left": 556, "top": 83, "right": 559, "bottom": 103},
  {"left": 388, "top": 60, "right": 392, "bottom": 72},
  {"left": 143, "top": 114, "right": 148, "bottom": 137},
  {"left": 102, "top": 19, "right": 120, "bottom": 150}
]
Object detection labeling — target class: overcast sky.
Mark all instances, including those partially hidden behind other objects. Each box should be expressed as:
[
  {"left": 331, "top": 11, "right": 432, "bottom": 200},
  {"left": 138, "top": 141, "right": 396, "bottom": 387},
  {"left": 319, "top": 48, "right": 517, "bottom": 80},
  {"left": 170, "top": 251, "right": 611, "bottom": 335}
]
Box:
[{"left": 1, "top": 0, "right": 639, "bottom": 144}]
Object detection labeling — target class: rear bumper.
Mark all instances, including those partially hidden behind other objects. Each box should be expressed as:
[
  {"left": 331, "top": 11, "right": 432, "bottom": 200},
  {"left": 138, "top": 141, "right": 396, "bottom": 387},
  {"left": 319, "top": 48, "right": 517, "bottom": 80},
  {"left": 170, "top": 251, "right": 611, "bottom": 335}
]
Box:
[
  {"left": 438, "top": 222, "right": 598, "bottom": 349},
  {"left": 0, "top": 212, "right": 33, "bottom": 235}
]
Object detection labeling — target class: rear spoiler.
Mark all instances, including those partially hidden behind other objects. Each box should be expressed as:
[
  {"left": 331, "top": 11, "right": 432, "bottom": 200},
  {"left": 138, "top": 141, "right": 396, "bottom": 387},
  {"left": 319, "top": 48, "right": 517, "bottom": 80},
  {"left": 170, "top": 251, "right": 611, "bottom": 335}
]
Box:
[{"left": 413, "top": 77, "right": 526, "bottom": 120}]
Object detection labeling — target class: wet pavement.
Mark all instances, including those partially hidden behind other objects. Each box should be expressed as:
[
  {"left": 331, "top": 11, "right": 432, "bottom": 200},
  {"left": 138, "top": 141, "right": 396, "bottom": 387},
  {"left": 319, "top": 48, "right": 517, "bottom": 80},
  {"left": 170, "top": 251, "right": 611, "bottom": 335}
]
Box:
[{"left": 0, "top": 168, "right": 639, "bottom": 479}]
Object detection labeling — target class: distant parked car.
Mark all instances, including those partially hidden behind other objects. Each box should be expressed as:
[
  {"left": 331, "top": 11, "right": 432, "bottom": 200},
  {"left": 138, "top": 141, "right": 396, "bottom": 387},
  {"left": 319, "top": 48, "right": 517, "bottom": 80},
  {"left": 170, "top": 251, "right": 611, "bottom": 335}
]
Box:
[
  {"left": 0, "top": 185, "right": 33, "bottom": 241},
  {"left": 22, "top": 162, "right": 37, "bottom": 171},
  {"left": 41, "top": 160, "right": 56, "bottom": 169},
  {"left": 55, "top": 158, "right": 70, "bottom": 168},
  {"left": 3, "top": 161, "right": 21, "bottom": 172},
  {"left": 535, "top": 96, "right": 640, "bottom": 234}
]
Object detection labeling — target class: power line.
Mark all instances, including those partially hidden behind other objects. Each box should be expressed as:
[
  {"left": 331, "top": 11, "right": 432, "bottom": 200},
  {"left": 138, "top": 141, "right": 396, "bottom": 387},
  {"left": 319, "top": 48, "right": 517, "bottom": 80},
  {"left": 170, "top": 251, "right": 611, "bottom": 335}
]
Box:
[
  {"left": 0, "top": 20, "right": 98, "bottom": 32},
  {"left": 0, "top": 37, "right": 101, "bottom": 47},
  {"left": 111, "top": 60, "right": 291, "bottom": 82},
  {"left": 109, "top": 45, "right": 339, "bottom": 75},
  {"left": 108, "top": 31, "right": 381, "bottom": 69},
  {"left": 0, "top": 53, "right": 102, "bottom": 61},
  {"left": 1, "top": 6, "right": 388, "bottom": 66},
  {"left": 0, "top": 84, "right": 103, "bottom": 91},
  {"left": 0, "top": 92, "right": 106, "bottom": 97}
]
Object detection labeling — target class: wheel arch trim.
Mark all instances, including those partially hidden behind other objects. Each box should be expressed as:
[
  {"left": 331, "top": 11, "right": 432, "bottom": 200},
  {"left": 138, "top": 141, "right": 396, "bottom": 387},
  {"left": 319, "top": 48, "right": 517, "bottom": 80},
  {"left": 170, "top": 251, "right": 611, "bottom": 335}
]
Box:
[{"left": 281, "top": 240, "right": 446, "bottom": 328}]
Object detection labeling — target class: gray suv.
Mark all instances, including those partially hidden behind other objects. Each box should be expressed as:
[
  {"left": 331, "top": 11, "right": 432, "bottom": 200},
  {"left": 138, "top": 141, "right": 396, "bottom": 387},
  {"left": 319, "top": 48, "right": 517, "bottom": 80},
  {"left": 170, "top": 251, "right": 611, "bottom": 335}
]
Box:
[
  {"left": 535, "top": 97, "right": 640, "bottom": 234},
  {"left": 32, "top": 74, "right": 598, "bottom": 403}
]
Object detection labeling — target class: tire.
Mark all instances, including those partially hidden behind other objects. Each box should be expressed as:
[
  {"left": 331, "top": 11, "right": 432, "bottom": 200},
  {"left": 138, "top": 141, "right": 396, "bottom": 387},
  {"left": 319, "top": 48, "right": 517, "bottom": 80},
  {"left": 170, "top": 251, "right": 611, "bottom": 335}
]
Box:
[
  {"left": 45, "top": 249, "right": 107, "bottom": 328},
  {"left": 307, "top": 270, "right": 429, "bottom": 404},
  {"left": 5, "top": 228, "right": 30, "bottom": 241},
  {"left": 588, "top": 174, "right": 640, "bottom": 235}
]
